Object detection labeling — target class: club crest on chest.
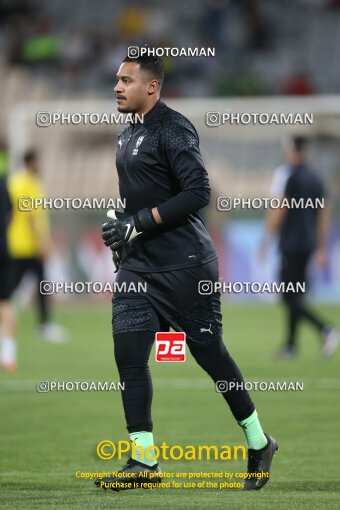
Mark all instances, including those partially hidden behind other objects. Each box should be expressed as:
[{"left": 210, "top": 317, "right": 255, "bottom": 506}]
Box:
[{"left": 133, "top": 135, "right": 145, "bottom": 156}]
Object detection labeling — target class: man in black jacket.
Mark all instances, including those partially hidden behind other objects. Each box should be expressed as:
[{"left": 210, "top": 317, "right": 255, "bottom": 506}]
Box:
[{"left": 97, "top": 55, "right": 277, "bottom": 492}]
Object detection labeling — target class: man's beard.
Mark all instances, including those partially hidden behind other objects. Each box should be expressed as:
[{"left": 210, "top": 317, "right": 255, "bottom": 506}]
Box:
[{"left": 117, "top": 105, "right": 136, "bottom": 114}]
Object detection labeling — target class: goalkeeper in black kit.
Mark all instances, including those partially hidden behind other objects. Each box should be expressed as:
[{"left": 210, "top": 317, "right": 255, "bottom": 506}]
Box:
[{"left": 95, "top": 55, "right": 278, "bottom": 492}]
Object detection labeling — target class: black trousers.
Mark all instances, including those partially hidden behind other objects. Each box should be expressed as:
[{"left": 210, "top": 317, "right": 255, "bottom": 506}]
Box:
[
  {"left": 280, "top": 253, "right": 326, "bottom": 348},
  {"left": 0, "top": 252, "right": 13, "bottom": 300},
  {"left": 112, "top": 260, "right": 255, "bottom": 433},
  {"left": 11, "top": 257, "right": 49, "bottom": 325}
]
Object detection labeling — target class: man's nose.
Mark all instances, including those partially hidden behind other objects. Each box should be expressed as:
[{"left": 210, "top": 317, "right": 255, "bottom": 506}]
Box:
[{"left": 114, "top": 81, "right": 122, "bottom": 92}]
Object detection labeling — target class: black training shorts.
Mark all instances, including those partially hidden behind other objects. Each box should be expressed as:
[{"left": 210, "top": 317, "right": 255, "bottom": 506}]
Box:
[{"left": 112, "top": 259, "right": 223, "bottom": 347}]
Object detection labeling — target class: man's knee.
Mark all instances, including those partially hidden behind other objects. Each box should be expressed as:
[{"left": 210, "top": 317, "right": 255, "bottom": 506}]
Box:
[
  {"left": 169, "top": 295, "right": 223, "bottom": 347},
  {"left": 114, "top": 330, "right": 154, "bottom": 369},
  {"left": 188, "top": 335, "right": 228, "bottom": 366}
]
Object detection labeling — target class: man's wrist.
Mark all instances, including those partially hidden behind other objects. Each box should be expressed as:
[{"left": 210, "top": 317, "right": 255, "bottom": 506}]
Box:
[{"left": 134, "top": 208, "right": 158, "bottom": 232}]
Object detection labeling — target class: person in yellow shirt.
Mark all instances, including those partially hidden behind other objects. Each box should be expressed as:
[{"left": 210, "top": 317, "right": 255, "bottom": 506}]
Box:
[{"left": 7, "top": 150, "right": 66, "bottom": 343}]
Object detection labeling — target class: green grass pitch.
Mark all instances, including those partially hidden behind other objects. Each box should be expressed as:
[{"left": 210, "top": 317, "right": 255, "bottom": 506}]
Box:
[{"left": 0, "top": 302, "right": 339, "bottom": 509}]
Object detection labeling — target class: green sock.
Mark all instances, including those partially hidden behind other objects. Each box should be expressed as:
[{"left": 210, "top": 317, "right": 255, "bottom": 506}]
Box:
[
  {"left": 129, "top": 431, "right": 157, "bottom": 467},
  {"left": 238, "top": 410, "right": 268, "bottom": 450}
]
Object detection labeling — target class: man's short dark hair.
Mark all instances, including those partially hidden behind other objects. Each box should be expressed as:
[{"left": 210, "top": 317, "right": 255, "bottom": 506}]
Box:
[
  {"left": 23, "top": 149, "right": 38, "bottom": 165},
  {"left": 291, "top": 136, "right": 308, "bottom": 153},
  {"left": 123, "top": 55, "right": 164, "bottom": 89}
]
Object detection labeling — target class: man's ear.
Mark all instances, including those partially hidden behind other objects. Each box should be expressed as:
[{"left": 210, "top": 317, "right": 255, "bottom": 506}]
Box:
[{"left": 147, "top": 79, "right": 158, "bottom": 95}]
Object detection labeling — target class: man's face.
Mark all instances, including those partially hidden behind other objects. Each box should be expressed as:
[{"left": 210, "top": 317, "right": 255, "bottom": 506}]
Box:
[
  {"left": 27, "top": 159, "right": 39, "bottom": 174},
  {"left": 114, "top": 62, "right": 157, "bottom": 113},
  {"left": 284, "top": 147, "right": 302, "bottom": 166}
]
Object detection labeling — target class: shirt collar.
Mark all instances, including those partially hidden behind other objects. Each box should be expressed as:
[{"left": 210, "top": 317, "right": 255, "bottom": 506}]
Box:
[
  {"left": 141, "top": 99, "right": 163, "bottom": 126},
  {"left": 129, "top": 99, "right": 163, "bottom": 130}
]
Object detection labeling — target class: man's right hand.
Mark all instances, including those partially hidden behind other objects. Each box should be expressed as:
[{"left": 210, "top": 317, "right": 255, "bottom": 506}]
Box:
[{"left": 102, "top": 210, "right": 141, "bottom": 252}]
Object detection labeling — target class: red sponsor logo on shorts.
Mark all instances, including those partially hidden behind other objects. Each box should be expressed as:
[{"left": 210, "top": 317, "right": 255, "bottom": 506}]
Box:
[{"left": 155, "top": 332, "right": 186, "bottom": 362}]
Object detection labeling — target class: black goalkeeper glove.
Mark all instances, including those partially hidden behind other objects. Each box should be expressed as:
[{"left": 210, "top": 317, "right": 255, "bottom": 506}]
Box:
[{"left": 102, "top": 208, "right": 157, "bottom": 270}]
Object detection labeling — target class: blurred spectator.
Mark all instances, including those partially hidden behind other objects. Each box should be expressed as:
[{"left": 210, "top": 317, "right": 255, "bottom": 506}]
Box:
[
  {"left": 201, "top": 0, "right": 227, "bottom": 49},
  {"left": 144, "top": 7, "right": 174, "bottom": 40},
  {"left": 239, "top": 0, "right": 272, "bottom": 50},
  {"left": 328, "top": 0, "right": 340, "bottom": 7},
  {"left": 21, "top": 19, "right": 61, "bottom": 66},
  {"left": 283, "top": 71, "right": 316, "bottom": 95},
  {"left": 214, "top": 71, "right": 267, "bottom": 96},
  {"left": 116, "top": 6, "right": 147, "bottom": 38},
  {"left": 97, "top": 37, "right": 127, "bottom": 84},
  {"left": 60, "top": 31, "right": 95, "bottom": 88},
  {"left": 0, "top": 0, "right": 36, "bottom": 26}
]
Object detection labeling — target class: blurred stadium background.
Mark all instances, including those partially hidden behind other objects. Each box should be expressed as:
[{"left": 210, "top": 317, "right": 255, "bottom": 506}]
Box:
[
  {"left": 0, "top": 1, "right": 339, "bottom": 509},
  {"left": 1, "top": 0, "right": 340, "bottom": 303}
]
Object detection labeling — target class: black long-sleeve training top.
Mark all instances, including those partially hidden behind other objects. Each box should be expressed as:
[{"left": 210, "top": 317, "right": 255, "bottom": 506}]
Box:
[
  {"left": 278, "top": 164, "right": 326, "bottom": 257},
  {"left": 115, "top": 99, "right": 217, "bottom": 272}
]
